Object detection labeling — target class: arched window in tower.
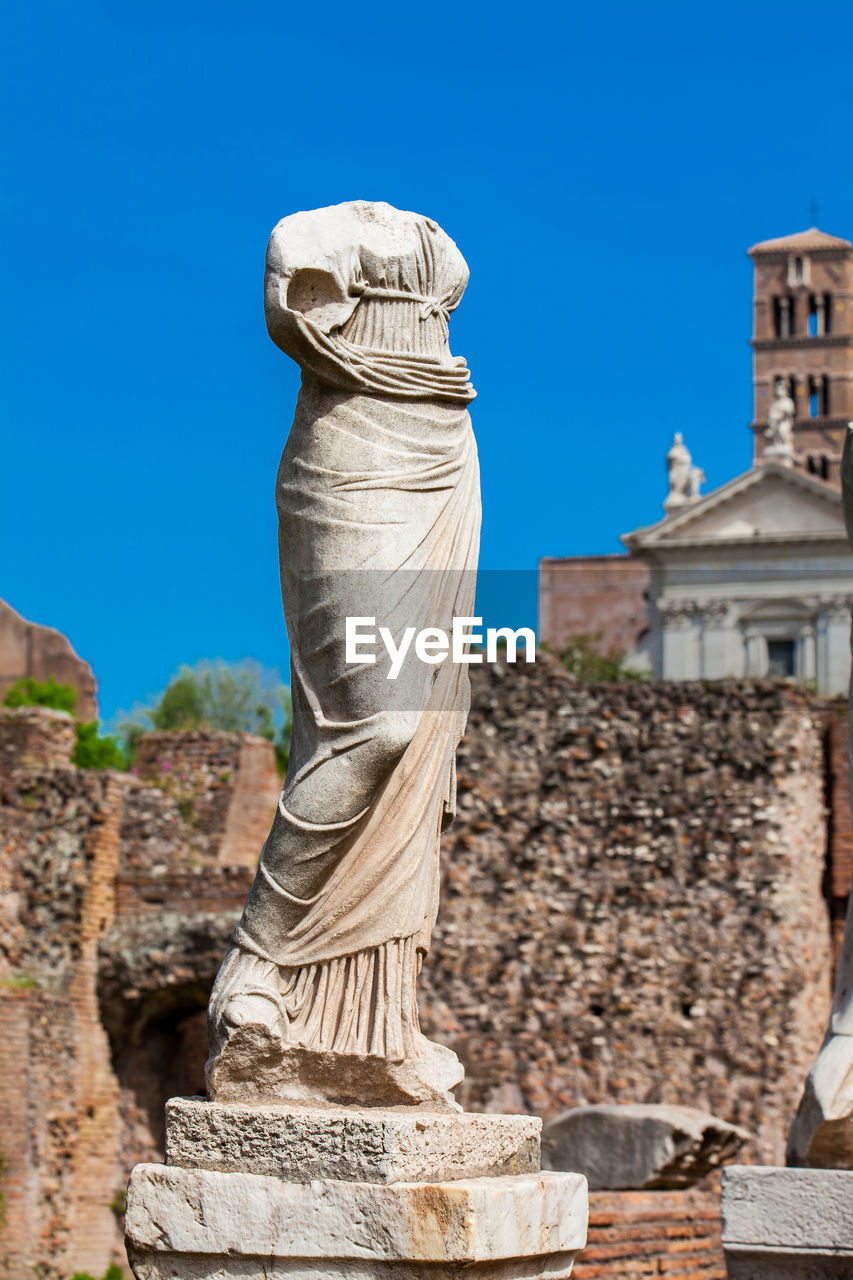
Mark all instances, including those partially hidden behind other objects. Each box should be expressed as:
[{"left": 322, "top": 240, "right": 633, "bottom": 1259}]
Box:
[
  {"left": 808, "top": 295, "right": 826, "bottom": 336},
  {"left": 789, "top": 375, "right": 799, "bottom": 415},
  {"left": 808, "top": 376, "right": 829, "bottom": 418},
  {"left": 773, "top": 296, "right": 792, "bottom": 338},
  {"left": 788, "top": 255, "right": 810, "bottom": 287},
  {"left": 824, "top": 293, "right": 833, "bottom": 335}
]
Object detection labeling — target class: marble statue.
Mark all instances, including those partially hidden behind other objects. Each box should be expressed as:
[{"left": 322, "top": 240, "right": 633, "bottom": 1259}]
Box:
[
  {"left": 764, "top": 377, "right": 795, "bottom": 463},
  {"left": 664, "top": 432, "right": 701, "bottom": 511},
  {"left": 125, "top": 200, "right": 589, "bottom": 1280},
  {"left": 205, "top": 201, "right": 480, "bottom": 1109},
  {"left": 787, "top": 422, "right": 853, "bottom": 1167}
]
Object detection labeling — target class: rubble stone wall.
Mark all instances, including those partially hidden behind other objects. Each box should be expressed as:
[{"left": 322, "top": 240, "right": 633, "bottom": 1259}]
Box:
[
  {"left": 420, "top": 659, "right": 833, "bottom": 1166},
  {"left": 0, "top": 665, "right": 845, "bottom": 1280},
  {"left": 0, "top": 761, "right": 125, "bottom": 1279},
  {"left": 134, "top": 730, "right": 279, "bottom": 867}
]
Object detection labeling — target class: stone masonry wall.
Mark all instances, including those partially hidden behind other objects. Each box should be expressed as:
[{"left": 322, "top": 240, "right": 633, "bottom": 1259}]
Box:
[
  {"left": 134, "top": 730, "right": 280, "bottom": 868},
  {"left": 0, "top": 736, "right": 125, "bottom": 1279},
  {"left": 0, "top": 664, "right": 843, "bottom": 1280},
  {"left": 420, "top": 658, "right": 832, "bottom": 1166}
]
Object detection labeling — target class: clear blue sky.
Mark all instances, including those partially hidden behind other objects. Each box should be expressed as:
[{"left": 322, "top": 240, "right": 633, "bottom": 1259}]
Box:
[{"left": 3, "top": 0, "right": 853, "bottom": 725}]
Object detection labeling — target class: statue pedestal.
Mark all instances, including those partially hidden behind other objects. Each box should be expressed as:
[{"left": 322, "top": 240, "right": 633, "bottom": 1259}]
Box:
[
  {"left": 722, "top": 1167, "right": 853, "bottom": 1278},
  {"left": 126, "top": 1099, "right": 588, "bottom": 1280}
]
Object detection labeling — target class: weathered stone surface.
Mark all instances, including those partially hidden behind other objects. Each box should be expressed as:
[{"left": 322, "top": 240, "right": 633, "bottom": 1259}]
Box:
[
  {"left": 0, "top": 705, "right": 77, "bottom": 774},
  {"left": 206, "top": 1036, "right": 465, "bottom": 1111},
  {"left": 126, "top": 1164, "right": 587, "bottom": 1279},
  {"left": 788, "top": 1033, "right": 853, "bottom": 1168},
  {"left": 421, "top": 665, "right": 831, "bottom": 1165},
  {"left": 0, "top": 597, "right": 98, "bottom": 720},
  {"left": 165, "top": 1097, "right": 540, "bottom": 1183},
  {"left": 722, "top": 1166, "right": 853, "bottom": 1278},
  {"left": 134, "top": 731, "right": 280, "bottom": 870},
  {"left": 542, "top": 1104, "right": 749, "bottom": 1189}
]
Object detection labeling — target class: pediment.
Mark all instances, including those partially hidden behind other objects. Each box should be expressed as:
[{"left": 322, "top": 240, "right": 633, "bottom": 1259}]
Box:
[{"left": 624, "top": 462, "right": 845, "bottom": 549}]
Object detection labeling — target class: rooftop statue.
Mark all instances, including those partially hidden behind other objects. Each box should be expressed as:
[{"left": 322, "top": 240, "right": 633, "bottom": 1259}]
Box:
[
  {"left": 764, "top": 377, "right": 795, "bottom": 464},
  {"left": 205, "top": 202, "right": 480, "bottom": 1109},
  {"left": 664, "top": 432, "right": 702, "bottom": 511}
]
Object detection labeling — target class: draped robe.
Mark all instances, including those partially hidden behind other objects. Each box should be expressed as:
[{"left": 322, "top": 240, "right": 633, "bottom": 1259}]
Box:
[{"left": 214, "top": 203, "right": 480, "bottom": 1062}]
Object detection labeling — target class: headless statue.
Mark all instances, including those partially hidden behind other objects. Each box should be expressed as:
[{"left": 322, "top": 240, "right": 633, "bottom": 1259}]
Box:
[{"left": 205, "top": 202, "right": 480, "bottom": 1110}]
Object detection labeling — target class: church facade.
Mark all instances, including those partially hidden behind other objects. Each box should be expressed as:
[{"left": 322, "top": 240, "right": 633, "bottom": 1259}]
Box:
[{"left": 540, "top": 228, "right": 853, "bottom": 695}]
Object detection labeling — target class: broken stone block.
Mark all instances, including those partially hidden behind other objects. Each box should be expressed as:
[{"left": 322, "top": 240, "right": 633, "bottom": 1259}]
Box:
[
  {"left": 787, "top": 1033, "right": 853, "bottom": 1168},
  {"left": 541, "top": 1103, "right": 749, "bottom": 1189},
  {"left": 165, "top": 1096, "right": 541, "bottom": 1184},
  {"left": 722, "top": 1166, "right": 853, "bottom": 1278}
]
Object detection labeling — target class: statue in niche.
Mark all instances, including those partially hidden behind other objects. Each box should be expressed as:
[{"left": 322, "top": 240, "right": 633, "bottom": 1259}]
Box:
[
  {"left": 788, "top": 423, "right": 853, "bottom": 1166},
  {"left": 764, "top": 377, "right": 795, "bottom": 463},
  {"left": 205, "top": 202, "right": 479, "bottom": 1109},
  {"left": 664, "top": 432, "right": 702, "bottom": 511}
]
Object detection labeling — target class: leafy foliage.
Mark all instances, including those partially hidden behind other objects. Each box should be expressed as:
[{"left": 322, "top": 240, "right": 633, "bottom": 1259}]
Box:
[
  {"left": 73, "top": 721, "right": 127, "bottom": 770},
  {"left": 3, "top": 676, "right": 76, "bottom": 714},
  {"left": 552, "top": 632, "right": 646, "bottom": 682},
  {"left": 123, "top": 659, "right": 292, "bottom": 772},
  {"left": 3, "top": 677, "right": 128, "bottom": 769}
]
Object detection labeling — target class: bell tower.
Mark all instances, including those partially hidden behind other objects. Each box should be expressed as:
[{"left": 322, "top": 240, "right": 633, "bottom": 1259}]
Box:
[{"left": 749, "top": 227, "right": 853, "bottom": 485}]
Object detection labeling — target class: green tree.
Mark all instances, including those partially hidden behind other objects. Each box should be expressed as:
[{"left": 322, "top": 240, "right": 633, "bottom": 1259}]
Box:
[
  {"left": 73, "top": 721, "right": 127, "bottom": 769},
  {"left": 3, "top": 677, "right": 128, "bottom": 769},
  {"left": 123, "top": 659, "right": 292, "bottom": 772},
  {"left": 3, "top": 676, "right": 76, "bottom": 714},
  {"left": 554, "top": 632, "right": 646, "bottom": 682}
]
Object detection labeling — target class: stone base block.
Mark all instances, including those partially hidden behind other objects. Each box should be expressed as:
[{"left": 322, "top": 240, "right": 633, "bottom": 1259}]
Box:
[
  {"left": 126, "top": 1164, "right": 588, "bottom": 1280},
  {"left": 166, "top": 1097, "right": 541, "bottom": 1184},
  {"left": 722, "top": 1166, "right": 853, "bottom": 1278}
]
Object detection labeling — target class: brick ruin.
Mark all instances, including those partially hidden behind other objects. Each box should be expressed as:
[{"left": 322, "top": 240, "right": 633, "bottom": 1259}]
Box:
[
  {"left": 0, "top": 659, "right": 848, "bottom": 1279},
  {"left": 0, "top": 600, "right": 98, "bottom": 722}
]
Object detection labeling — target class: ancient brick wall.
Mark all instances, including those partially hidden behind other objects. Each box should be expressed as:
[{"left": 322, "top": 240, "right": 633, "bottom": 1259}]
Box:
[
  {"left": 0, "top": 598, "right": 98, "bottom": 720},
  {"left": 539, "top": 555, "right": 651, "bottom": 656},
  {"left": 575, "top": 1181, "right": 724, "bottom": 1280},
  {"left": 134, "top": 730, "right": 280, "bottom": 867},
  {"left": 0, "top": 741, "right": 126, "bottom": 1278},
  {"left": 0, "top": 706, "right": 77, "bottom": 774},
  {"left": 0, "top": 668, "right": 842, "bottom": 1280}
]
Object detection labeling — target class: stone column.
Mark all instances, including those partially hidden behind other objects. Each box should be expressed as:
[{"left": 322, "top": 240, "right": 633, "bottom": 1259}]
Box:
[
  {"left": 697, "top": 601, "right": 732, "bottom": 679},
  {"left": 799, "top": 625, "right": 817, "bottom": 684},
  {"left": 743, "top": 628, "right": 767, "bottom": 679},
  {"left": 659, "top": 601, "right": 699, "bottom": 680},
  {"left": 817, "top": 596, "right": 852, "bottom": 695}
]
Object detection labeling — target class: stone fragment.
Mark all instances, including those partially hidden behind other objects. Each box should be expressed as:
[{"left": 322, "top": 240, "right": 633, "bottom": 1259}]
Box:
[
  {"left": 722, "top": 1165, "right": 853, "bottom": 1278},
  {"left": 787, "top": 1033, "right": 853, "bottom": 1168},
  {"left": 126, "top": 1163, "right": 588, "bottom": 1280},
  {"left": 542, "top": 1103, "right": 749, "bottom": 1189},
  {"left": 205, "top": 1038, "right": 465, "bottom": 1111},
  {"left": 165, "top": 1096, "right": 540, "bottom": 1184}
]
